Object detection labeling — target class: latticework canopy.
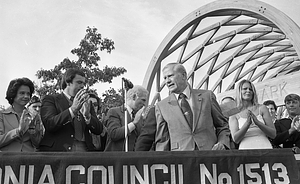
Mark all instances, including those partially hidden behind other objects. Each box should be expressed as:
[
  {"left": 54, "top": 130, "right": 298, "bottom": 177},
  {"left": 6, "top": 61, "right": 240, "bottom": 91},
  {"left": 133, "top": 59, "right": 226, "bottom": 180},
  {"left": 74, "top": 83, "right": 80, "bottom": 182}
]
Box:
[{"left": 143, "top": 0, "right": 300, "bottom": 105}]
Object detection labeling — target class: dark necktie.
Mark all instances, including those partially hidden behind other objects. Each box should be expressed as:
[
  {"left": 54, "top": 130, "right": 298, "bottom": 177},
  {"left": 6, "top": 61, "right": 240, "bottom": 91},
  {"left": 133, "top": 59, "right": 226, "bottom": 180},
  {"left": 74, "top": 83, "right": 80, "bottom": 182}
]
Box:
[
  {"left": 179, "top": 93, "right": 193, "bottom": 129},
  {"left": 131, "top": 111, "right": 136, "bottom": 120},
  {"left": 70, "top": 96, "right": 83, "bottom": 141}
]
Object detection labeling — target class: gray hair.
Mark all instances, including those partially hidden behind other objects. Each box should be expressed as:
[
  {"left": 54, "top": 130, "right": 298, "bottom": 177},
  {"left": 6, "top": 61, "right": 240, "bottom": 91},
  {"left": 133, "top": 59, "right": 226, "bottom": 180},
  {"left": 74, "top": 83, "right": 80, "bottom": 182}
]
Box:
[{"left": 126, "top": 85, "right": 149, "bottom": 100}]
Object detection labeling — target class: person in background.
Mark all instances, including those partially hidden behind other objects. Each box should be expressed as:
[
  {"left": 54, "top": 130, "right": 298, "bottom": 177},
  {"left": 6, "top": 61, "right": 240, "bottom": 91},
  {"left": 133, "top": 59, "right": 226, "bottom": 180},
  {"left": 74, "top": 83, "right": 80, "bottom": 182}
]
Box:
[
  {"left": 0, "top": 77, "right": 43, "bottom": 151},
  {"left": 272, "top": 94, "right": 300, "bottom": 153},
  {"left": 263, "top": 100, "right": 277, "bottom": 123},
  {"left": 39, "top": 68, "right": 103, "bottom": 152},
  {"left": 105, "top": 85, "right": 149, "bottom": 151},
  {"left": 27, "top": 95, "right": 44, "bottom": 146},
  {"left": 229, "top": 79, "right": 276, "bottom": 150},
  {"left": 134, "top": 105, "right": 156, "bottom": 151},
  {"left": 88, "top": 93, "right": 107, "bottom": 151},
  {"left": 153, "top": 63, "right": 230, "bottom": 151},
  {"left": 220, "top": 96, "right": 239, "bottom": 149}
]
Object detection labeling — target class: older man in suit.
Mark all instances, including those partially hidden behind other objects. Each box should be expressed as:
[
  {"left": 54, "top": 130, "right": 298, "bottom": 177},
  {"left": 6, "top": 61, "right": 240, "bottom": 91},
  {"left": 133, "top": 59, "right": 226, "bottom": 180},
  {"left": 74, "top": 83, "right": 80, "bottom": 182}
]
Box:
[
  {"left": 39, "top": 68, "right": 103, "bottom": 152},
  {"left": 104, "top": 85, "right": 149, "bottom": 151},
  {"left": 153, "top": 63, "right": 230, "bottom": 151}
]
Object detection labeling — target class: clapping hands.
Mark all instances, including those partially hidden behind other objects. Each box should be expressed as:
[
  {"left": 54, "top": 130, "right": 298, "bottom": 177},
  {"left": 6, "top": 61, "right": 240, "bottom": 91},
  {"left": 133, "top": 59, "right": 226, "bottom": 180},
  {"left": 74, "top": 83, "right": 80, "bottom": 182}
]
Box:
[{"left": 19, "top": 109, "right": 31, "bottom": 136}]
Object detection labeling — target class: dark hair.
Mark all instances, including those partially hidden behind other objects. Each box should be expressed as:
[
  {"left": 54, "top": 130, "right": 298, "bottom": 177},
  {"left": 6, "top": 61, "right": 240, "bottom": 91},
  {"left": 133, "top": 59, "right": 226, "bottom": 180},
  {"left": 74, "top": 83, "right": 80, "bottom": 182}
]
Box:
[
  {"left": 61, "top": 68, "right": 85, "bottom": 90},
  {"left": 6, "top": 77, "right": 34, "bottom": 105},
  {"left": 28, "top": 95, "right": 41, "bottom": 107},
  {"left": 284, "top": 94, "right": 300, "bottom": 104},
  {"left": 263, "top": 100, "right": 277, "bottom": 111},
  {"left": 89, "top": 93, "right": 100, "bottom": 113}
]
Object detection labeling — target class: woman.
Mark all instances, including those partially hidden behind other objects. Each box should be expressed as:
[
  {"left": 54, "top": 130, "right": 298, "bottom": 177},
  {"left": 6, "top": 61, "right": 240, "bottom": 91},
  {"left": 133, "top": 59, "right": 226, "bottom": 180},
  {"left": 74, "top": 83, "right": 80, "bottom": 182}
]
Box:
[
  {"left": 0, "top": 78, "right": 43, "bottom": 151},
  {"left": 263, "top": 100, "right": 277, "bottom": 123},
  {"left": 229, "top": 79, "right": 276, "bottom": 149}
]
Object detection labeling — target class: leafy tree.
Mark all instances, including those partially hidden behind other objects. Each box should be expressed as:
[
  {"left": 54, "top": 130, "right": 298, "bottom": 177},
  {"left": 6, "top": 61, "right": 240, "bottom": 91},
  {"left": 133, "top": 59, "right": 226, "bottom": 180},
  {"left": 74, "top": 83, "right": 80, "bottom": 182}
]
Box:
[
  {"left": 35, "top": 26, "right": 127, "bottom": 98},
  {"left": 100, "top": 87, "right": 123, "bottom": 114}
]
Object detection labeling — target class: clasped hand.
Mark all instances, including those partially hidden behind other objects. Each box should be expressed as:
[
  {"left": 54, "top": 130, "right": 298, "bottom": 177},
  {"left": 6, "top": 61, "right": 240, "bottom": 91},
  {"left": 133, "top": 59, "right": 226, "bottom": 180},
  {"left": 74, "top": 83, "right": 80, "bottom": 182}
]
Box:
[
  {"left": 71, "top": 89, "right": 90, "bottom": 115},
  {"left": 292, "top": 116, "right": 300, "bottom": 132},
  {"left": 19, "top": 109, "right": 31, "bottom": 136}
]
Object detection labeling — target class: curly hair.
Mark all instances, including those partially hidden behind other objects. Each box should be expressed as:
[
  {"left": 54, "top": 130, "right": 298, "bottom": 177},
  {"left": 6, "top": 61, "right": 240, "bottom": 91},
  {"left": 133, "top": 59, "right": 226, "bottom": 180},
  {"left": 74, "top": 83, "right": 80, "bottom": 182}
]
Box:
[{"left": 6, "top": 77, "right": 34, "bottom": 105}]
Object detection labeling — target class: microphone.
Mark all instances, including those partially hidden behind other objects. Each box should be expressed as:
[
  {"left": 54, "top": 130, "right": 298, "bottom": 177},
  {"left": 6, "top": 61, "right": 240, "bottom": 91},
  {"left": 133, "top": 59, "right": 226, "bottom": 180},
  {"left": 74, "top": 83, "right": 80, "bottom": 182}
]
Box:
[{"left": 122, "top": 78, "right": 133, "bottom": 91}]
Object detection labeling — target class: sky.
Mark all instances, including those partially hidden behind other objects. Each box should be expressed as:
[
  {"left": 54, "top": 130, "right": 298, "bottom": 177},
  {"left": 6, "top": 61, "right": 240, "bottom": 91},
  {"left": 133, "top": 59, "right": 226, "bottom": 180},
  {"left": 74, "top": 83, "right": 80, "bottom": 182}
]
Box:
[{"left": 0, "top": 0, "right": 299, "bottom": 108}]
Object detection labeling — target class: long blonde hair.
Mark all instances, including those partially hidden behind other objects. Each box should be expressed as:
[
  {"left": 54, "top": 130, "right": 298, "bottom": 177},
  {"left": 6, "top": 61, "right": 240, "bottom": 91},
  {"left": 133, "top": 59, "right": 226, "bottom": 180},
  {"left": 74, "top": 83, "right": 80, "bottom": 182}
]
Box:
[{"left": 235, "top": 79, "right": 259, "bottom": 108}]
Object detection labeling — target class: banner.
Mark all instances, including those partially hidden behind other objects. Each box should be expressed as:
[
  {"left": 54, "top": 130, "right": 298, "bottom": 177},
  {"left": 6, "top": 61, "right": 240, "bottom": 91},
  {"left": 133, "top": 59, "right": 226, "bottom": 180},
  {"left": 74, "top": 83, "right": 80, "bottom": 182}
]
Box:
[{"left": 0, "top": 149, "right": 299, "bottom": 184}]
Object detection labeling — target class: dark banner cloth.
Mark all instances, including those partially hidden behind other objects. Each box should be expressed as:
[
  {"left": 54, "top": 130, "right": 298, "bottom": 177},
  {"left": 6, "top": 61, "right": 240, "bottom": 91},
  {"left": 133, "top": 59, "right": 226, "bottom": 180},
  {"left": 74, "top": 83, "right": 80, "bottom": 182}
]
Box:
[{"left": 0, "top": 149, "right": 300, "bottom": 184}]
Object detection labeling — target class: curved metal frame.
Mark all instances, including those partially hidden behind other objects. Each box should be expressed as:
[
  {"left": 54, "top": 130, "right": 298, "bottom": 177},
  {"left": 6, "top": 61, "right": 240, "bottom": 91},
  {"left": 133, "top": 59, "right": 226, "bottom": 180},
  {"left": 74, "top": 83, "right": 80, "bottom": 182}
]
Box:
[{"left": 143, "top": 0, "right": 300, "bottom": 105}]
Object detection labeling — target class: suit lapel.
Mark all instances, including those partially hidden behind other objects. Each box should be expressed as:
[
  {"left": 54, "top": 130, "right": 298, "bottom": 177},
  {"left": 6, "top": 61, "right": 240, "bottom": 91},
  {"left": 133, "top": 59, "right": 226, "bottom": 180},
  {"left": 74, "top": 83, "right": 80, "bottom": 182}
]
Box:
[
  {"left": 168, "top": 94, "right": 191, "bottom": 130},
  {"left": 191, "top": 89, "right": 203, "bottom": 131}
]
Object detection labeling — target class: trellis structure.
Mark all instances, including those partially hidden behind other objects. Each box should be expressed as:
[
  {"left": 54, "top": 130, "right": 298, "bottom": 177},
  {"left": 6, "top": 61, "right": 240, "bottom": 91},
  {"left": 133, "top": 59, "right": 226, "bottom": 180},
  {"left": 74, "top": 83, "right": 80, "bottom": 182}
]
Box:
[{"left": 143, "top": 0, "right": 300, "bottom": 106}]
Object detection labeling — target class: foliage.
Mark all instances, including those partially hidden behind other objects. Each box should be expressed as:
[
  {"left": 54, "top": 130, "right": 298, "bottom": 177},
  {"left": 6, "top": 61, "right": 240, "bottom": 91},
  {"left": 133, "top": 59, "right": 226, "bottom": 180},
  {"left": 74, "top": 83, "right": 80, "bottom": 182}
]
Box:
[
  {"left": 35, "top": 26, "right": 127, "bottom": 98},
  {"left": 100, "top": 87, "right": 124, "bottom": 114}
]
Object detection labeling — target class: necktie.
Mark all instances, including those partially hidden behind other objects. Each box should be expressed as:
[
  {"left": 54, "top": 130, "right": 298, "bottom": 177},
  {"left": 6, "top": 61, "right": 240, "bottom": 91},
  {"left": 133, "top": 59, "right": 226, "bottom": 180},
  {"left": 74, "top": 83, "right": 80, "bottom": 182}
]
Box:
[
  {"left": 131, "top": 111, "right": 136, "bottom": 120},
  {"left": 70, "top": 96, "right": 83, "bottom": 141},
  {"left": 179, "top": 93, "right": 193, "bottom": 129}
]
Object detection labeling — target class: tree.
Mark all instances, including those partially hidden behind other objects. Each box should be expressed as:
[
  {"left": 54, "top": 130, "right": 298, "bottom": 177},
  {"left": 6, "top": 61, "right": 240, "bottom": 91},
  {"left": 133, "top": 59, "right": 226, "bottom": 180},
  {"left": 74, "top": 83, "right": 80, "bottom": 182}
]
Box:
[
  {"left": 100, "top": 87, "right": 123, "bottom": 114},
  {"left": 35, "top": 26, "right": 127, "bottom": 98}
]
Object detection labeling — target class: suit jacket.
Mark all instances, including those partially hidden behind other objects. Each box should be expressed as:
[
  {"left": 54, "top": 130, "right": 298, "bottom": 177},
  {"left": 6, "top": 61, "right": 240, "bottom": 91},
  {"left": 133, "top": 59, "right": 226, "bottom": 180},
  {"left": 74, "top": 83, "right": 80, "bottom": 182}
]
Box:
[
  {"left": 135, "top": 106, "right": 156, "bottom": 151},
  {"left": 104, "top": 106, "right": 143, "bottom": 151},
  {"left": 273, "top": 118, "right": 300, "bottom": 148},
  {"left": 155, "top": 89, "right": 230, "bottom": 151},
  {"left": 0, "top": 106, "right": 42, "bottom": 152},
  {"left": 39, "top": 93, "right": 103, "bottom": 151}
]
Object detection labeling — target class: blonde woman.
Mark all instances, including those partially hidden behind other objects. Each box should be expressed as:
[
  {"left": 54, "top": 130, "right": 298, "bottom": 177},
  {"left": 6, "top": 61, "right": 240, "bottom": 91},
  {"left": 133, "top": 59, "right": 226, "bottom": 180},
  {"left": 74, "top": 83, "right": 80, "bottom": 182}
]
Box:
[{"left": 229, "top": 79, "right": 276, "bottom": 149}]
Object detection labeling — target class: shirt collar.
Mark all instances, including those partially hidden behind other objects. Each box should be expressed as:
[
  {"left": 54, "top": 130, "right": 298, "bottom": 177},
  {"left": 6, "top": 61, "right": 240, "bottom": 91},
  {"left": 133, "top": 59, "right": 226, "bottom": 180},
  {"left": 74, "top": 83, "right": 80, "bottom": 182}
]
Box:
[
  {"left": 63, "top": 91, "right": 72, "bottom": 100},
  {"left": 174, "top": 85, "right": 191, "bottom": 100},
  {"left": 126, "top": 105, "right": 134, "bottom": 118}
]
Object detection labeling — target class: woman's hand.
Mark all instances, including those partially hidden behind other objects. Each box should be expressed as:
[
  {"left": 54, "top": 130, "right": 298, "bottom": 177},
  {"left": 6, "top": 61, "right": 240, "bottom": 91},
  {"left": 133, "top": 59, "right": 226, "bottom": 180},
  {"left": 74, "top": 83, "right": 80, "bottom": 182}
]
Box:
[
  {"left": 19, "top": 109, "right": 31, "bottom": 136},
  {"left": 248, "top": 110, "right": 259, "bottom": 125}
]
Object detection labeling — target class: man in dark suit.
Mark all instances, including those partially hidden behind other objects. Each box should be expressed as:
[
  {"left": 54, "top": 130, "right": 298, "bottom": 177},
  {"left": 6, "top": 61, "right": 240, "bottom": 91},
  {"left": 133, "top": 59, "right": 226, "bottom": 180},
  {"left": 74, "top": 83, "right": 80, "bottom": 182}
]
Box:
[
  {"left": 143, "top": 63, "right": 230, "bottom": 151},
  {"left": 134, "top": 106, "right": 156, "bottom": 151},
  {"left": 104, "top": 85, "right": 148, "bottom": 151},
  {"left": 39, "top": 68, "right": 103, "bottom": 152},
  {"left": 273, "top": 94, "right": 300, "bottom": 152}
]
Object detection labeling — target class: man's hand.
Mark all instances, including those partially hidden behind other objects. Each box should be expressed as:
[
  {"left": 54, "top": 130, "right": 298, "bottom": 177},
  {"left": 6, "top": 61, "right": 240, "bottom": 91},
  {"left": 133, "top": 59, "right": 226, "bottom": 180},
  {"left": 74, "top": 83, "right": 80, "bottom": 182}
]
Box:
[
  {"left": 80, "top": 100, "right": 91, "bottom": 122},
  {"left": 70, "top": 89, "right": 90, "bottom": 114},
  {"left": 212, "top": 142, "right": 226, "bottom": 150},
  {"left": 133, "top": 107, "right": 145, "bottom": 125}
]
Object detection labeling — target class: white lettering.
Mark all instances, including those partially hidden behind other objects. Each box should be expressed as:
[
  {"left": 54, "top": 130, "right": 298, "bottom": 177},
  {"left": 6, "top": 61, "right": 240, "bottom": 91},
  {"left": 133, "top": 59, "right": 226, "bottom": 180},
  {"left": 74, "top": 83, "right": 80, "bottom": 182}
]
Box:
[
  {"left": 87, "top": 166, "right": 107, "bottom": 184},
  {"left": 4, "top": 165, "right": 25, "bottom": 184},
  {"left": 130, "top": 165, "right": 149, "bottom": 184},
  {"left": 38, "top": 165, "right": 55, "bottom": 184},
  {"left": 200, "top": 164, "right": 217, "bottom": 184},
  {"left": 66, "top": 165, "right": 85, "bottom": 184},
  {"left": 150, "top": 164, "right": 168, "bottom": 184}
]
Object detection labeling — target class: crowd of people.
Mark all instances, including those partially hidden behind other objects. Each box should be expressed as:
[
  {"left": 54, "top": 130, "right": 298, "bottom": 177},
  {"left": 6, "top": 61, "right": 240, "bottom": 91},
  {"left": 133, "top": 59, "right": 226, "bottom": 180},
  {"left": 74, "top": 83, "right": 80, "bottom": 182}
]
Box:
[{"left": 1, "top": 63, "right": 300, "bottom": 153}]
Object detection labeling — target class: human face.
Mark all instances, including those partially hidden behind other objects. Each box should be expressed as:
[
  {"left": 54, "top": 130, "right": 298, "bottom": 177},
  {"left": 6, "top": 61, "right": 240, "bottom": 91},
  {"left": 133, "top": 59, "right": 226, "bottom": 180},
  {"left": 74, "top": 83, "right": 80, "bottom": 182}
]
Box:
[
  {"left": 266, "top": 104, "right": 276, "bottom": 118},
  {"left": 285, "top": 100, "right": 300, "bottom": 117},
  {"left": 13, "top": 85, "right": 31, "bottom": 107},
  {"left": 132, "top": 94, "right": 147, "bottom": 111},
  {"left": 88, "top": 97, "right": 99, "bottom": 113},
  {"left": 241, "top": 82, "right": 253, "bottom": 101},
  {"left": 28, "top": 102, "right": 42, "bottom": 113},
  {"left": 68, "top": 74, "right": 86, "bottom": 96},
  {"left": 163, "top": 66, "right": 187, "bottom": 94}
]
